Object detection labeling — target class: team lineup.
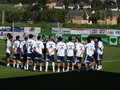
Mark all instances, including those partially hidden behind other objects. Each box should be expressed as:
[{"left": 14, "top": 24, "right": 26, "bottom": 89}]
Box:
[{"left": 5, "top": 33, "right": 104, "bottom": 72}]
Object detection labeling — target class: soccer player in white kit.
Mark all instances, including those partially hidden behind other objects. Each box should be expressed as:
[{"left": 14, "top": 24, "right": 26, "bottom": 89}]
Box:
[
  {"left": 84, "top": 38, "right": 95, "bottom": 71},
  {"left": 75, "top": 37, "right": 85, "bottom": 72},
  {"left": 45, "top": 35, "right": 56, "bottom": 72},
  {"left": 32, "top": 36, "right": 44, "bottom": 72},
  {"left": 26, "top": 34, "right": 35, "bottom": 70},
  {"left": 13, "top": 36, "right": 21, "bottom": 68},
  {"left": 6, "top": 35, "right": 13, "bottom": 67},
  {"left": 20, "top": 37, "right": 28, "bottom": 70},
  {"left": 97, "top": 37, "right": 104, "bottom": 70},
  {"left": 56, "top": 37, "right": 66, "bottom": 72},
  {"left": 66, "top": 36, "right": 75, "bottom": 72}
]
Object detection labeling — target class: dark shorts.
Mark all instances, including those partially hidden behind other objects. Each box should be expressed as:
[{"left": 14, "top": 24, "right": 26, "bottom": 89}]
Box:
[
  {"left": 76, "top": 57, "right": 82, "bottom": 63},
  {"left": 14, "top": 54, "right": 20, "bottom": 60},
  {"left": 6, "top": 53, "right": 10, "bottom": 58},
  {"left": 46, "top": 55, "right": 54, "bottom": 62},
  {"left": 84, "top": 55, "right": 94, "bottom": 64},
  {"left": 66, "top": 56, "right": 74, "bottom": 63},
  {"left": 34, "top": 53, "right": 42, "bottom": 63},
  {"left": 57, "top": 56, "right": 65, "bottom": 63},
  {"left": 22, "top": 54, "right": 27, "bottom": 61},
  {"left": 27, "top": 53, "right": 34, "bottom": 61},
  {"left": 97, "top": 54, "right": 103, "bottom": 61}
]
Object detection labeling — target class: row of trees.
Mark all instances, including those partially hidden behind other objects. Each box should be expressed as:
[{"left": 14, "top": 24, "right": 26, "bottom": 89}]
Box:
[{"left": 1, "top": 9, "right": 68, "bottom": 23}]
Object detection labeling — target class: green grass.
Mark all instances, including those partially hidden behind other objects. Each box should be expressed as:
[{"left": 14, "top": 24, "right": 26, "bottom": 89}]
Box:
[{"left": 0, "top": 4, "right": 27, "bottom": 12}]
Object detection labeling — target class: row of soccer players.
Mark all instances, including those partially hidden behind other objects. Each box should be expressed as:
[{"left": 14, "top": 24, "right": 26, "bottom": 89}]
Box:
[{"left": 6, "top": 33, "right": 104, "bottom": 72}]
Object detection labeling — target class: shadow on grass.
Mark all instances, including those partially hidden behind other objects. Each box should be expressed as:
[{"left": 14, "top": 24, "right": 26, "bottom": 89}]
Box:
[{"left": 0, "top": 71, "right": 120, "bottom": 89}]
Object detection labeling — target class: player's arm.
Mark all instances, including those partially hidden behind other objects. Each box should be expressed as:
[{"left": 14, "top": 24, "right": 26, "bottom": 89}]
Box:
[
  {"left": 20, "top": 43, "right": 24, "bottom": 55},
  {"left": 49, "top": 48, "right": 55, "bottom": 56},
  {"left": 12, "top": 43, "right": 16, "bottom": 54}
]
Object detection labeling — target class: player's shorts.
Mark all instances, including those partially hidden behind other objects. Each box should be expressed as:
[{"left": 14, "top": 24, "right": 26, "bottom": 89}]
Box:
[
  {"left": 66, "top": 56, "right": 74, "bottom": 63},
  {"left": 27, "top": 53, "right": 34, "bottom": 61},
  {"left": 6, "top": 53, "right": 10, "bottom": 58},
  {"left": 57, "top": 56, "right": 65, "bottom": 63},
  {"left": 84, "top": 55, "right": 94, "bottom": 64},
  {"left": 34, "top": 53, "right": 42, "bottom": 63},
  {"left": 75, "top": 57, "right": 82, "bottom": 63},
  {"left": 46, "top": 55, "right": 54, "bottom": 62},
  {"left": 14, "top": 54, "right": 20, "bottom": 60},
  {"left": 22, "top": 54, "right": 27, "bottom": 61},
  {"left": 97, "top": 54, "right": 103, "bottom": 61}
]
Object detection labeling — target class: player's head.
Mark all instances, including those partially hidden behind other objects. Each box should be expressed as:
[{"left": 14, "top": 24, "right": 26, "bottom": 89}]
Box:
[
  {"left": 24, "top": 37, "right": 28, "bottom": 41},
  {"left": 7, "top": 33, "right": 11, "bottom": 38},
  {"left": 89, "top": 36, "right": 94, "bottom": 41},
  {"left": 29, "top": 34, "right": 33, "bottom": 39},
  {"left": 98, "top": 37, "right": 102, "bottom": 41},
  {"left": 49, "top": 35, "right": 53, "bottom": 41},
  {"left": 59, "top": 36, "right": 63, "bottom": 41},
  {"left": 75, "top": 37, "right": 79, "bottom": 42},
  {"left": 78, "top": 38, "right": 81, "bottom": 42},
  {"left": 37, "top": 35, "right": 41, "bottom": 40},
  {"left": 16, "top": 35, "right": 20, "bottom": 40},
  {"left": 9, "top": 35, "right": 13, "bottom": 40},
  {"left": 68, "top": 36, "right": 72, "bottom": 41},
  {"left": 42, "top": 35, "right": 46, "bottom": 40},
  {"left": 86, "top": 37, "right": 91, "bottom": 43},
  {"left": 94, "top": 37, "right": 98, "bottom": 42}
]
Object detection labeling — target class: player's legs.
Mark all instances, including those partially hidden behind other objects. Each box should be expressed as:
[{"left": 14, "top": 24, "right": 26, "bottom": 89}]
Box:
[
  {"left": 97, "top": 54, "right": 103, "bottom": 70},
  {"left": 76, "top": 57, "right": 82, "bottom": 72},
  {"left": 16, "top": 54, "right": 20, "bottom": 69},
  {"left": 13, "top": 54, "right": 17, "bottom": 68},
  {"left": 45, "top": 55, "right": 49, "bottom": 72},
  {"left": 26, "top": 53, "right": 32, "bottom": 70},
  {"left": 84, "top": 55, "right": 91, "bottom": 71},
  {"left": 6, "top": 53, "right": 10, "bottom": 67},
  {"left": 39, "top": 54, "right": 43, "bottom": 72},
  {"left": 66, "top": 56, "right": 70, "bottom": 72},
  {"left": 33, "top": 59, "right": 37, "bottom": 72},
  {"left": 51, "top": 55, "right": 55, "bottom": 72},
  {"left": 57, "top": 63, "right": 60, "bottom": 72}
]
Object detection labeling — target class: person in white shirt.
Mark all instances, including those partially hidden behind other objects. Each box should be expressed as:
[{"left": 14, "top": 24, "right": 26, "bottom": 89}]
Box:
[
  {"left": 6, "top": 35, "right": 13, "bottom": 67},
  {"left": 97, "top": 37, "right": 104, "bottom": 70},
  {"left": 20, "top": 37, "right": 28, "bottom": 69},
  {"left": 56, "top": 37, "right": 66, "bottom": 72},
  {"left": 45, "top": 35, "right": 56, "bottom": 72},
  {"left": 84, "top": 38, "right": 95, "bottom": 71},
  {"left": 13, "top": 36, "right": 21, "bottom": 68},
  {"left": 75, "top": 37, "right": 85, "bottom": 72},
  {"left": 26, "top": 34, "right": 35, "bottom": 70},
  {"left": 32, "top": 36, "right": 44, "bottom": 72},
  {"left": 66, "top": 36, "right": 75, "bottom": 72}
]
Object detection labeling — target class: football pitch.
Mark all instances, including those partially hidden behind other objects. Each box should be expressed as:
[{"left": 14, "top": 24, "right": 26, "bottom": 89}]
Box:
[{"left": 0, "top": 39, "right": 120, "bottom": 89}]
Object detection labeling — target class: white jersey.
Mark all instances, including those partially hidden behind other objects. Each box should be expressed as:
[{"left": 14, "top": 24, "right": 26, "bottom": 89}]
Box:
[
  {"left": 26, "top": 39, "right": 35, "bottom": 54},
  {"left": 56, "top": 41, "right": 66, "bottom": 56},
  {"left": 13, "top": 40, "right": 20, "bottom": 54},
  {"left": 66, "top": 42, "right": 75, "bottom": 56},
  {"left": 91, "top": 40, "right": 95, "bottom": 46},
  {"left": 46, "top": 41, "right": 56, "bottom": 55},
  {"left": 98, "top": 41, "right": 104, "bottom": 55},
  {"left": 76, "top": 43, "right": 85, "bottom": 57},
  {"left": 33, "top": 40, "right": 44, "bottom": 54},
  {"left": 6, "top": 39, "right": 12, "bottom": 54},
  {"left": 85, "top": 43, "right": 95, "bottom": 56},
  {"left": 20, "top": 40, "right": 27, "bottom": 53}
]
